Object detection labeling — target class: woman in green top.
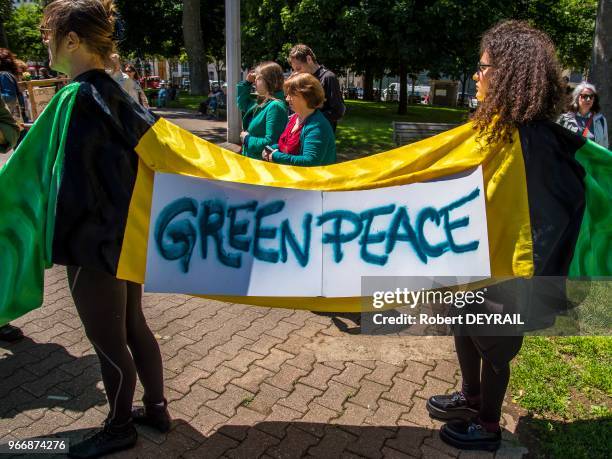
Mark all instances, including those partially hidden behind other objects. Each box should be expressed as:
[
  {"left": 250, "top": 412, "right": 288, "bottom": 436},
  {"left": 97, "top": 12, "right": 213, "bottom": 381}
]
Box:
[
  {"left": 262, "top": 73, "right": 336, "bottom": 166},
  {"left": 237, "top": 62, "right": 287, "bottom": 158}
]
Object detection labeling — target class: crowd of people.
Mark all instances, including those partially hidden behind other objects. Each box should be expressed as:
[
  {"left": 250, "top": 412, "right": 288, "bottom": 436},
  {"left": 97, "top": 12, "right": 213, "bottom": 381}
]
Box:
[
  {"left": 0, "top": 0, "right": 610, "bottom": 458},
  {"left": 236, "top": 44, "right": 345, "bottom": 166}
]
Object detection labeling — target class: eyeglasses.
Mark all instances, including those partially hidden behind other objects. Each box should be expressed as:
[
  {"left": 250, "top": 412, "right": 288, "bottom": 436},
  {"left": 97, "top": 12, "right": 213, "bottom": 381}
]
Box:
[
  {"left": 39, "top": 26, "right": 52, "bottom": 41},
  {"left": 579, "top": 94, "right": 594, "bottom": 101},
  {"left": 477, "top": 63, "right": 494, "bottom": 73}
]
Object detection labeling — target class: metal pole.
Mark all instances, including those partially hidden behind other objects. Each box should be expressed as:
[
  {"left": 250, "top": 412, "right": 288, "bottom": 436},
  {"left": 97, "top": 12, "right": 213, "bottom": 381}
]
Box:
[{"left": 225, "top": 0, "right": 241, "bottom": 144}]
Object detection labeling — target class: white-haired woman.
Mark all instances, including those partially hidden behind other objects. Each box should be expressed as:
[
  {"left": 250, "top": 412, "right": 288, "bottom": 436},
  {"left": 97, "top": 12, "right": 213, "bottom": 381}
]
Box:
[{"left": 558, "top": 82, "right": 608, "bottom": 148}]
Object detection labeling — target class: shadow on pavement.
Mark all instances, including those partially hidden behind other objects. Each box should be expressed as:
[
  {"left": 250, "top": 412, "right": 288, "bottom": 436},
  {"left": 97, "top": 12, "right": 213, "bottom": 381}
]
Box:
[
  {"left": 0, "top": 338, "right": 106, "bottom": 419},
  {"left": 45, "top": 421, "right": 449, "bottom": 458}
]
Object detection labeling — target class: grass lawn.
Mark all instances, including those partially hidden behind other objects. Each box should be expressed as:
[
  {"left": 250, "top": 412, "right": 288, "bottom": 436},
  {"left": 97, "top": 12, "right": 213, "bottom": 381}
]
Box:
[
  {"left": 336, "top": 100, "right": 470, "bottom": 159},
  {"left": 167, "top": 93, "right": 202, "bottom": 111},
  {"left": 510, "top": 335, "right": 611, "bottom": 458},
  {"left": 163, "top": 93, "right": 470, "bottom": 159}
]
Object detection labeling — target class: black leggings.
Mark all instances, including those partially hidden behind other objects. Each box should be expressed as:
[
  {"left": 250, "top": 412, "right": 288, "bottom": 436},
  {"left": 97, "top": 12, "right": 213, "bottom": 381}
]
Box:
[
  {"left": 454, "top": 335, "right": 524, "bottom": 423},
  {"left": 67, "top": 266, "right": 164, "bottom": 425}
]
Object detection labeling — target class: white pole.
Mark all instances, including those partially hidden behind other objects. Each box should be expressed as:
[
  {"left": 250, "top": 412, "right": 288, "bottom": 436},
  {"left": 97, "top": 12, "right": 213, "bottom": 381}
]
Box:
[{"left": 225, "top": 0, "right": 241, "bottom": 144}]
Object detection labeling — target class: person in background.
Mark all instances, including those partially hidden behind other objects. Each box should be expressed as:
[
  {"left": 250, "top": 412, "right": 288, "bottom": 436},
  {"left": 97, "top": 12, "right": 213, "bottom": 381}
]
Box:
[
  {"left": 156, "top": 82, "right": 168, "bottom": 108},
  {"left": 263, "top": 73, "right": 336, "bottom": 166},
  {"left": 0, "top": 48, "right": 26, "bottom": 125},
  {"left": 237, "top": 61, "right": 287, "bottom": 158},
  {"left": 288, "top": 44, "right": 345, "bottom": 131},
  {"left": 109, "top": 52, "right": 129, "bottom": 88},
  {"left": 558, "top": 82, "right": 608, "bottom": 149},
  {"left": 0, "top": 98, "right": 25, "bottom": 343},
  {"left": 124, "top": 64, "right": 149, "bottom": 108}
]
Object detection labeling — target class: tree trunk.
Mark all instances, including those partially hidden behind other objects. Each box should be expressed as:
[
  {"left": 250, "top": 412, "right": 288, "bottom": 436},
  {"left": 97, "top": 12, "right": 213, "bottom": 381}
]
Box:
[
  {"left": 182, "top": 0, "right": 209, "bottom": 95},
  {"left": 363, "top": 67, "right": 374, "bottom": 101},
  {"left": 0, "top": 21, "right": 8, "bottom": 48},
  {"left": 460, "top": 70, "right": 468, "bottom": 106},
  {"left": 398, "top": 61, "right": 407, "bottom": 115},
  {"left": 591, "top": 0, "right": 611, "bottom": 140}
]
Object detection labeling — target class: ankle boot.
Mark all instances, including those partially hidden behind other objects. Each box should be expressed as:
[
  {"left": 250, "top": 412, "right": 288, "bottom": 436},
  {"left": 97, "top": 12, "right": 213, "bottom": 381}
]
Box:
[{"left": 132, "top": 398, "right": 171, "bottom": 433}]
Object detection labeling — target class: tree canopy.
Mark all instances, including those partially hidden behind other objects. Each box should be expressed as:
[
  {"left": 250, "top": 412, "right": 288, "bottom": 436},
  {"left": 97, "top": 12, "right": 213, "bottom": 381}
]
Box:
[{"left": 4, "top": 3, "right": 47, "bottom": 62}]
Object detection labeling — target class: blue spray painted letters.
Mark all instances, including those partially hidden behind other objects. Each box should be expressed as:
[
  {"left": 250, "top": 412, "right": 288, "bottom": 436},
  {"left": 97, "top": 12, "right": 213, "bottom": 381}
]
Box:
[{"left": 154, "top": 187, "right": 482, "bottom": 272}]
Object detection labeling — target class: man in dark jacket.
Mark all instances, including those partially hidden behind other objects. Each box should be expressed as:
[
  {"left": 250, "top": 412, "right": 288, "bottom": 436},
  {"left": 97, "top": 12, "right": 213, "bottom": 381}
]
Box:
[
  {"left": 0, "top": 98, "right": 24, "bottom": 342},
  {"left": 288, "top": 44, "right": 345, "bottom": 131}
]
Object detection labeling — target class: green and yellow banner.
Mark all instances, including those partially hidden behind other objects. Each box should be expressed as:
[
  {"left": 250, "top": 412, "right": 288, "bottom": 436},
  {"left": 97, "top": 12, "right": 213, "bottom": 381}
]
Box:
[{"left": 0, "top": 78, "right": 610, "bottom": 325}]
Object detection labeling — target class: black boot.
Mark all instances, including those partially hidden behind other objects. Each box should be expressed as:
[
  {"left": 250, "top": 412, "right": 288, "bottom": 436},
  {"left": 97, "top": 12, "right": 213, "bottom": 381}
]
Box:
[
  {"left": 426, "top": 391, "right": 479, "bottom": 421},
  {"left": 132, "top": 399, "right": 171, "bottom": 433},
  {"left": 0, "top": 324, "right": 24, "bottom": 342},
  {"left": 68, "top": 420, "right": 137, "bottom": 458},
  {"left": 439, "top": 420, "right": 502, "bottom": 451}
]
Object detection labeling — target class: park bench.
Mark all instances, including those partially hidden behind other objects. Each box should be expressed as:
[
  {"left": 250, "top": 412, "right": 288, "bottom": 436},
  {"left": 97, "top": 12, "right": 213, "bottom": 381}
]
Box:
[{"left": 392, "top": 121, "right": 460, "bottom": 146}]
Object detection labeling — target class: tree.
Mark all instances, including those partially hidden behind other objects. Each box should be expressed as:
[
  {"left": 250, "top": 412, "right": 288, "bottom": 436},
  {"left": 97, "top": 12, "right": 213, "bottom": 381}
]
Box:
[
  {"left": 182, "top": 0, "right": 208, "bottom": 95},
  {"left": 241, "top": 0, "right": 295, "bottom": 67},
  {"left": 0, "top": 0, "right": 12, "bottom": 48},
  {"left": 4, "top": 3, "right": 48, "bottom": 62},
  {"left": 427, "top": 0, "right": 513, "bottom": 105},
  {"left": 340, "top": 1, "right": 387, "bottom": 101},
  {"left": 516, "top": 0, "right": 598, "bottom": 72},
  {"left": 591, "top": 0, "right": 610, "bottom": 140},
  {"left": 114, "top": 0, "right": 183, "bottom": 57},
  {"left": 201, "top": 0, "right": 225, "bottom": 80}
]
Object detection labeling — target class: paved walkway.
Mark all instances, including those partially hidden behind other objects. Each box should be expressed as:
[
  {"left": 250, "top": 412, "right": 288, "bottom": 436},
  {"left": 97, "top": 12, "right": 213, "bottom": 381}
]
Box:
[{"left": 0, "top": 112, "right": 528, "bottom": 458}]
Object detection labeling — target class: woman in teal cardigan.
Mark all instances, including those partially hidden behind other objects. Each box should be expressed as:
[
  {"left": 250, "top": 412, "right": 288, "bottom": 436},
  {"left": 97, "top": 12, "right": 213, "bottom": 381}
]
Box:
[
  {"left": 237, "top": 61, "right": 287, "bottom": 158},
  {"left": 263, "top": 73, "right": 336, "bottom": 166}
]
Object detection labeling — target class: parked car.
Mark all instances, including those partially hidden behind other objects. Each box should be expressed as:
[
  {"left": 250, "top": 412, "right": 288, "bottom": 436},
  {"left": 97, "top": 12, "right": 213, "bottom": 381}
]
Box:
[
  {"left": 383, "top": 83, "right": 430, "bottom": 103},
  {"left": 140, "top": 76, "right": 162, "bottom": 89},
  {"left": 457, "top": 92, "right": 478, "bottom": 110}
]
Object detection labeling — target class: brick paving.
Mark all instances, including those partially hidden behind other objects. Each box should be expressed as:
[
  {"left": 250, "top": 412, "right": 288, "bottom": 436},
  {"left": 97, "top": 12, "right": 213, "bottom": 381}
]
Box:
[
  {"left": 1, "top": 266, "right": 527, "bottom": 458},
  {"left": 0, "top": 111, "right": 527, "bottom": 458}
]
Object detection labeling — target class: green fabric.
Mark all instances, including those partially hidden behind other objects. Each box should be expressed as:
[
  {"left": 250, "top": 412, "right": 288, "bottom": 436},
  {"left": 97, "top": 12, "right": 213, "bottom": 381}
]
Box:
[
  {"left": 271, "top": 109, "right": 336, "bottom": 166},
  {"left": 569, "top": 139, "right": 612, "bottom": 277},
  {"left": 0, "top": 83, "right": 79, "bottom": 326},
  {"left": 236, "top": 81, "right": 287, "bottom": 158}
]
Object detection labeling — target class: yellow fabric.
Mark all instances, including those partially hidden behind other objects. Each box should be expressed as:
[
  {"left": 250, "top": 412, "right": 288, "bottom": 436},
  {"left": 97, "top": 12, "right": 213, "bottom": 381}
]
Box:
[{"left": 117, "top": 118, "right": 534, "bottom": 312}]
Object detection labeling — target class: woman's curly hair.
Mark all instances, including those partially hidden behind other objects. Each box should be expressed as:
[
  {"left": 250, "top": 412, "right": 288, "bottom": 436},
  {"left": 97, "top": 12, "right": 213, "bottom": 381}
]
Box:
[{"left": 472, "top": 20, "right": 565, "bottom": 145}]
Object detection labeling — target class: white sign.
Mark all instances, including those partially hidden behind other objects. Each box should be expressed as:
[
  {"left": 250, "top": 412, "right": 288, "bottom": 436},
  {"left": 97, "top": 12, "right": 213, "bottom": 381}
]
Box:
[
  {"left": 435, "top": 89, "right": 447, "bottom": 97},
  {"left": 145, "top": 168, "right": 490, "bottom": 297}
]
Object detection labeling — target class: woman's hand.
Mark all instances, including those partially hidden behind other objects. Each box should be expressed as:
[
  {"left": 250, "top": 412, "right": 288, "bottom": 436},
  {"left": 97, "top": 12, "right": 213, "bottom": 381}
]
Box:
[
  {"left": 262, "top": 149, "right": 276, "bottom": 162},
  {"left": 240, "top": 131, "right": 249, "bottom": 143},
  {"left": 246, "top": 71, "right": 257, "bottom": 84}
]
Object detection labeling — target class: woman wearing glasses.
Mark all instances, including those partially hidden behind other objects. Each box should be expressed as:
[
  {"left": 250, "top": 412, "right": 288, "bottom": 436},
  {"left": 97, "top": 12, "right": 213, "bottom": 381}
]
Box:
[
  {"left": 426, "top": 20, "right": 569, "bottom": 452},
  {"left": 558, "top": 82, "right": 608, "bottom": 148},
  {"left": 124, "top": 64, "right": 150, "bottom": 108},
  {"left": 39, "top": 1, "right": 169, "bottom": 457}
]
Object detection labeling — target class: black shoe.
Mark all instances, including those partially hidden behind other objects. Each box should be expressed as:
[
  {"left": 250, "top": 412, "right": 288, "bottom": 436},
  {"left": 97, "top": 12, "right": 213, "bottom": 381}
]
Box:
[
  {"left": 132, "top": 399, "right": 171, "bottom": 433},
  {"left": 68, "top": 420, "right": 137, "bottom": 458},
  {"left": 0, "top": 324, "right": 24, "bottom": 342},
  {"left": 439, "top": 420, "right": 501, "bottom": 451},
  {"left": 426, "top": 391, "right": 479, "bottom": 421}
]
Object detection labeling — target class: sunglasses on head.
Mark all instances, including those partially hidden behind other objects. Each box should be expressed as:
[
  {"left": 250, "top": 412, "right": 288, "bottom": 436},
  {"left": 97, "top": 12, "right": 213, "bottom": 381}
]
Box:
[{"left": 579, "top": 94, "right": 594, "bottom": 101}]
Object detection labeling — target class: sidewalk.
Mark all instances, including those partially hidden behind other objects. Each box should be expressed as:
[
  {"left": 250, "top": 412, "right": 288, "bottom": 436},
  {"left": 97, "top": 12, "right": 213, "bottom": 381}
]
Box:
[
  {"left": 0, "top": 112, "right": 528, "bottom": 458},
  {"left": 152, "top": 108, "right": 241, "bottom": 154}
]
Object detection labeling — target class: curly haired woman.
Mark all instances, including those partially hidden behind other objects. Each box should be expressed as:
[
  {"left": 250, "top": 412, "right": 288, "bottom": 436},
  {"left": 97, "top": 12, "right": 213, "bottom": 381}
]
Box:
[{"left": 426, "top": 20, "right": 570, "bottom": 452}]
